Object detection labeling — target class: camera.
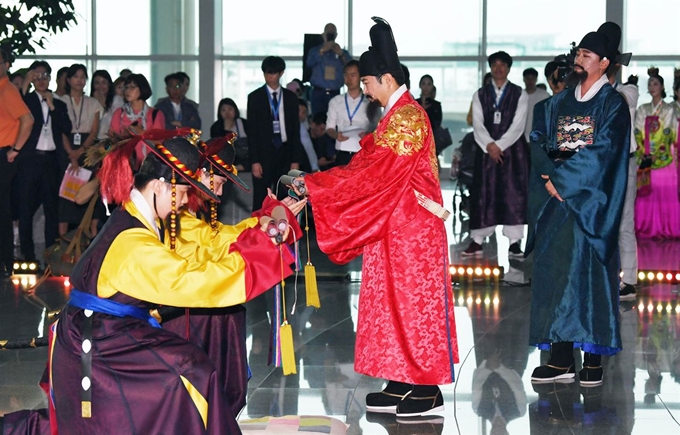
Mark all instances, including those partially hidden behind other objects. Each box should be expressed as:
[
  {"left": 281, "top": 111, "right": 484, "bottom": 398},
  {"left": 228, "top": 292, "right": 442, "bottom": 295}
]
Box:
[{"left": 546, "top": 42, "right": 577, "bottom": 85}]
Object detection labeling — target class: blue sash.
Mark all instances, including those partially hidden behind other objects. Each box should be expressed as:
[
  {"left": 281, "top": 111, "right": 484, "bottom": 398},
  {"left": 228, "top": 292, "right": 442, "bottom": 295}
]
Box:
[{"left": 68, "top": 289, "right": 161, "bottom": 328}]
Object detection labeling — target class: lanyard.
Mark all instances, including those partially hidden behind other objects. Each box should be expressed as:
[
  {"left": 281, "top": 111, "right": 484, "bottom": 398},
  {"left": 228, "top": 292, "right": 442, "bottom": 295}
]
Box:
[
  {"left": 345, "top": 93, "right": 364, "bottom": 125},
  {"left": 265, "top": 86, "right": 282, "bottom": 119},
  {"left": 69, "top": 94, "right": 85, "bottom": 131},
  {"left": 493, "top": 84, "right": 508, "bottom": 110}
]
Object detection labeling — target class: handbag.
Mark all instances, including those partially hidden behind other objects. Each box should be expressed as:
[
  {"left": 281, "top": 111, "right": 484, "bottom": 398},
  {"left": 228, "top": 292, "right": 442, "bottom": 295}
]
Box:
[
  {"left": 44, "top": 192, "right": 99, "bottom": 276},
  {"left": 434, "top": 126, "right": 453, "bottom": 155},
  {"left": 637, "top": 116, "right": 656, "bottom": 197}
]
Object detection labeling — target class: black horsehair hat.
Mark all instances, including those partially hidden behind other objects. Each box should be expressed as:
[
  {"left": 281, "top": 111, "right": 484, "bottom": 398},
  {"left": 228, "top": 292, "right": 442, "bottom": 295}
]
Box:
[
  {"left": 199, "top": 134, "right": 251, "bottom": 192},
  {"left": 358, "top": 17, "right": 404, "bottom": 82}
]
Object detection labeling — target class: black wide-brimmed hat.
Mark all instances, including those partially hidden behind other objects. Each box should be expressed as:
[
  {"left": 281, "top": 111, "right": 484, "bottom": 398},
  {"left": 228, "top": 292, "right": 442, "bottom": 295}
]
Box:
[
  {"left": 359, "top": 17, "right": 404, "bottom": 82},
  {"left": 199, "top": 134, "right": 250, "bottom": 192},
  {"left": 141, "top": 136, "right": 220, "bottom": 202}
]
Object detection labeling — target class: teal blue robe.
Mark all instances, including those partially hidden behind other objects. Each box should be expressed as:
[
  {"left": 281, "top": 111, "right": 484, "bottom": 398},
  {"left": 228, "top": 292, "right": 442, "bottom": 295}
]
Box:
[{"left": 526, "top": 83, "right": 630, "bottom": 355}]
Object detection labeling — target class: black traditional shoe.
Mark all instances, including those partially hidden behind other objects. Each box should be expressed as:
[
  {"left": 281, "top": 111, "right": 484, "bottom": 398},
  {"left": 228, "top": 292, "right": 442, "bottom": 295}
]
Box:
[
  {"left": 366, "top": 382, "right": 412, "bottom": 414},
  {"left": 579, "top": 365, "right": 603, "bottom": 387},
  {"left": 619, "top": 282, "right": 636, "bottom": 301},
  {"left": 395, "top": 388, "right": 444, "bottom": 418},
  {"left": 461, "top": 241, "right": 483, "bottom": 257},
  {"left": 508, "top": 242, "right": 523, "bottom": 258},
  {"left": 530, "top": 364, "right": 575, "bottom": 383}
]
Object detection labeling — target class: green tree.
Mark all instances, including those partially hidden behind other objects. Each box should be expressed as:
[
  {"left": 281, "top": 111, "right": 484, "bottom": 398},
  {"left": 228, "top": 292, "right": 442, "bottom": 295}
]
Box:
[{"left": 0, "top": 0, "right": 78, "bottom": 60}]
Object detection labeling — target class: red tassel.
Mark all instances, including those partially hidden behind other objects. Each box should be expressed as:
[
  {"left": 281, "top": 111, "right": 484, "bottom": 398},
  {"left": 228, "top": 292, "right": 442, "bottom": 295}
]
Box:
[{"left": 98, "top": 139, "right": 136, "bottom": 205}]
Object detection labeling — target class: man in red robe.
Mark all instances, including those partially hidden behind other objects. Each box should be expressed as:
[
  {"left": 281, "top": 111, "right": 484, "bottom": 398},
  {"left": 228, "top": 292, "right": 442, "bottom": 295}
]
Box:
[{"left": 292, "top": 17, "right": 458, "bottom": 419}]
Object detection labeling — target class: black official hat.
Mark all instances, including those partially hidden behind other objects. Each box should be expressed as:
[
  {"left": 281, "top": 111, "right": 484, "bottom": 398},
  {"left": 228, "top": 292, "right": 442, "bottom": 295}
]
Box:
[
  {"left": 359, "top": 17, "right": 404, "bottom": 82},
  {"left": 488, "top": 51, "right": 513, "bottom": 68},
  {"left": 597, "top": 22, "right": 631, "bottom": 66}
]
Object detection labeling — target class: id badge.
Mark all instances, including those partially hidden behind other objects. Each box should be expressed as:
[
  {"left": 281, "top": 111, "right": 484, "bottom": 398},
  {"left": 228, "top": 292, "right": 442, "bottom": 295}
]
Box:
[
  {"left": 43, "top": 126, "right": 51, "bottom": 138},
  {"left": 73, "top": 133, "right": 81, "bottom": 146},
  {"left": 273, "top": 120, "right": 281, "bottom": 134},
  {"left": 493, "top": 111, "right": 502, "bottom": 125},
  {"left": 324, "top": 65, "right": 336, "bottom": 81}
]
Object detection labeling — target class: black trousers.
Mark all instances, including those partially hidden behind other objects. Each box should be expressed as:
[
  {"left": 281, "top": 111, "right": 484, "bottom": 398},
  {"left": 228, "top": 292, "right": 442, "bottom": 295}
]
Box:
[
  {"left": 17, "top": 151, "right": 61, "bottom": 260},
  {"left": 0, "top": 148, "right": 18, "bottom": 266},
  {"left": 334, "top": 150, "right": 357, "bottom": 167},
  {"left": 251, "top": 147, "right": 292, "bottom": 212}
]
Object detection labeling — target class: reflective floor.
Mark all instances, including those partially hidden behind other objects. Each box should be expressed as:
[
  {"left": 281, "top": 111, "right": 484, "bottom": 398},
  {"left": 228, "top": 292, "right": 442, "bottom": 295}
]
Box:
[{"left": 1, "top": 178, "right": 680, "bottom": 434}]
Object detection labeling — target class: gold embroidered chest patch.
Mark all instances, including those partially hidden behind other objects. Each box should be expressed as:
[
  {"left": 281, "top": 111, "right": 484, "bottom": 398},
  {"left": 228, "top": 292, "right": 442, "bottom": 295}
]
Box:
[{"left": 376, "top": 104, "right": 428, "bottom": 156}]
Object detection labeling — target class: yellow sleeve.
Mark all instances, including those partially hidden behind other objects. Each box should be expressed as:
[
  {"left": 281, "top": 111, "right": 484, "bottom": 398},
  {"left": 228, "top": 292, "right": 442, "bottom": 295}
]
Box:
[
  {"left": 173, "top": 211, "right": 259, "bottom": 260},
  {"left": 97, "top": 228, "right": 249, "bottom": 307}
]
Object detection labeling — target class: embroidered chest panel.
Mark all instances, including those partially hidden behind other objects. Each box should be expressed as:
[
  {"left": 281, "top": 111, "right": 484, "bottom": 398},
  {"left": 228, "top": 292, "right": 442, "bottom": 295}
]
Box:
[{"left": 556, "top": 115, "right": 595, "bottom": 151}]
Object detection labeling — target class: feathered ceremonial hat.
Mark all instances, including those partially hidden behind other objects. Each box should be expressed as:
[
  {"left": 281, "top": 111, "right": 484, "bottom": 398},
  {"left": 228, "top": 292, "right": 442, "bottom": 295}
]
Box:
[
  {"left": 199, "top": 133, "right": 251, "bottom": 192},
  {"left": 359, "top": 17, "right": 404, "bottom": 81},
  {"left": 95, "top": 128, "right": 219, "bottom": 205}
]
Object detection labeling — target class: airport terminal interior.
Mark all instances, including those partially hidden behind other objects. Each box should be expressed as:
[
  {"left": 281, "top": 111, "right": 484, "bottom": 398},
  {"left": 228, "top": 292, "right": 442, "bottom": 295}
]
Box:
[{"left": 2, "top": 0, "right": 680, "bottom": 434}]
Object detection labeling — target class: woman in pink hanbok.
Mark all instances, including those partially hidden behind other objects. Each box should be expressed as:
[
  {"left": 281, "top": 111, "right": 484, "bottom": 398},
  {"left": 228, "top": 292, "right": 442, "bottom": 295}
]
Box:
[{"left": 634, "top": 73, "right": 679, "bottom": 239}]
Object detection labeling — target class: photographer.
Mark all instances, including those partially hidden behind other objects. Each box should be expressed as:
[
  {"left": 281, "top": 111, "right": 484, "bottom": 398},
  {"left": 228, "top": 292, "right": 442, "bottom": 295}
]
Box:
[
  {"left": 544, "top": 56, "right": 568, "bottom": 95},
  {"left": 306, "top": 23, "right": 351, "bottom": 115}
]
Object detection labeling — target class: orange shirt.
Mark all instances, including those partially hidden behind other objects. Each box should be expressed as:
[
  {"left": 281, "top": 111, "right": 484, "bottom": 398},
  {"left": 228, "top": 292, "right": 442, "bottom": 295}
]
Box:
[{"left": 0, "top": 75, "right": 31, "bottom": 148}]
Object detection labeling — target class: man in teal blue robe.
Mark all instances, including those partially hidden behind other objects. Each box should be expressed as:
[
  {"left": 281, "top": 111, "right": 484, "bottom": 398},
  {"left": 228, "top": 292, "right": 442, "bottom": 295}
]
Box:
[{"left": 526, "top": 22, "right": 630, "bottom": 386}]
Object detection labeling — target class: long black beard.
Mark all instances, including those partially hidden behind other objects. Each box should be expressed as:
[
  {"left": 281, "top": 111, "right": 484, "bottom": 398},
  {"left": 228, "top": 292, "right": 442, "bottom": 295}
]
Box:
[{"left": 566, "top": 69, "right": 588, "bottom": 88}]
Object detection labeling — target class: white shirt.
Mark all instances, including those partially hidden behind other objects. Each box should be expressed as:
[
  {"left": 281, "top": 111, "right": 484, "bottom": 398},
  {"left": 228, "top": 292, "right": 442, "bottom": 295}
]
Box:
[
  {"left": 129, "top": 188, "right": 161, "bottom": 240},
  {"left": 326, "top": 90, "right": 372, "bottom": 152},
  {"left": 472, "top": 81, "right": 529, "bottom": 152},
  {"left": 35, "top": 93, "right": 56, "bottom": 151},
  {"left": 382, "top": 84, "right": 408, "bottom": 117},
  {"left": 266, "top": 85, "right": 287, "bottom": 143},
  {"left": 613, "top": 82, "right": 639, "bottom": 153},
  {"left": 523, "top": 87, "right": 550, "bottom": 142}
]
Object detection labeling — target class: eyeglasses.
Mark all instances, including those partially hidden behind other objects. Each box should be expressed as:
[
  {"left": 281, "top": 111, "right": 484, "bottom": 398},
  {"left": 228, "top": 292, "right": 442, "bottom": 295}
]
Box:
[
  {"left": 168, "top": 84, "right": 182, "bottom": 89},
  {"left": 124, "top": 84, "right": 139, "bottom": 91},
  {"left": 35, "top": 73, "right": 51, "bottom": 81}
]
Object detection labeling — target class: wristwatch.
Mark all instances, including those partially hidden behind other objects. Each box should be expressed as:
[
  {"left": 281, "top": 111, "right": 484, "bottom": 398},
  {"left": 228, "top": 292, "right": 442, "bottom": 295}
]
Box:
[{"left": 11, "top": 145, "right": 22, "bottom": 153}]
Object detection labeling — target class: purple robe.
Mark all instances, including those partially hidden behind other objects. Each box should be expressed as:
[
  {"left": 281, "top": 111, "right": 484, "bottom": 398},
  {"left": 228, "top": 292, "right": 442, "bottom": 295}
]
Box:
[
  {"left": 162, "top": 305, "right": 248, "bottom": 417},
  {"left": 470, "top": 82, "right": 529, "bottom": 229}
]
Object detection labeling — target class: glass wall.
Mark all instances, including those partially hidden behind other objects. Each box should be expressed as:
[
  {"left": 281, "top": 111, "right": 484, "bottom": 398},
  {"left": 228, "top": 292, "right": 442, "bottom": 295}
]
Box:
[{"left": 10, "top": 0, "right": 680, "bottom": 145}]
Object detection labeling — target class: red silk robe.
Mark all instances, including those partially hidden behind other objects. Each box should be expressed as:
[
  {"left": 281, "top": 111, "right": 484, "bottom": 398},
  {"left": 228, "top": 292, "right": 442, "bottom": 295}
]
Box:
[{"left": 305, "top": 90, "right": 458, "bottom": 385}]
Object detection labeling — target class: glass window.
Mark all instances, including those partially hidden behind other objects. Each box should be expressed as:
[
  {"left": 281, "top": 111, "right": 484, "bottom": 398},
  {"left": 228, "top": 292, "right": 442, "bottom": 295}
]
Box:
[
  {"left": 95, "top": 0, "right": 151, "bottom": 55},
  {"left": 486, "top": 0, "right": 606, "bottom": 56},
  {"left": 96, "top": 0, "right": 197, "bottom": 55},
  {"left": 222, "top": 1, "right": 347, "bottom": 56},
  {"left": 625, "top": 0, "right": 680, "bottom": 55},
  {"left": 351, "top": 1, "right": 482, "bottom": 56},
  {"left": 220, "top": 60, "right": 303, "bottom": 117},
  {"left": 31, "top": 0, "right": 92, "bottom": 56}
]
